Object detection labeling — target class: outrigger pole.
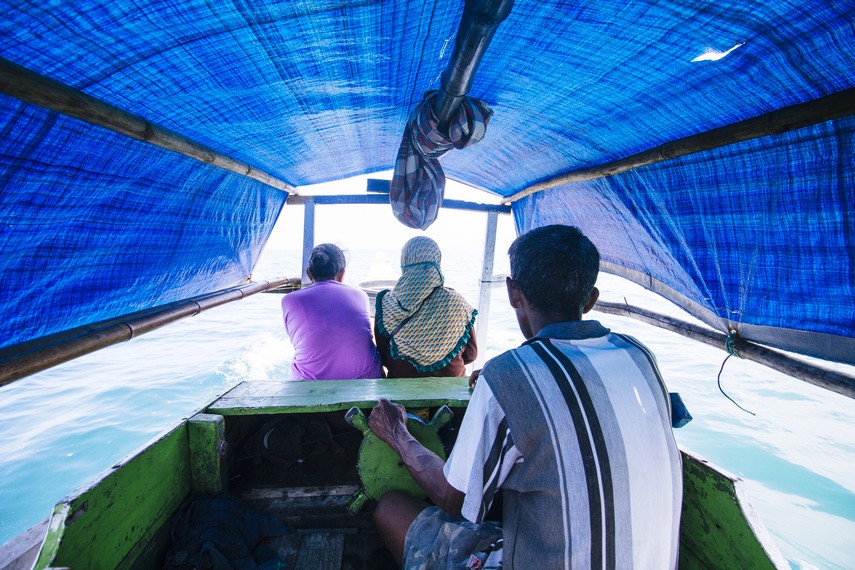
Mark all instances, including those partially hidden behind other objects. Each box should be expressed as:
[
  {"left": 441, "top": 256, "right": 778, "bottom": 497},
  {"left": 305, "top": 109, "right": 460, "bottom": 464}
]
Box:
[
  {"left": 594, "top": 301, "right": 855, "bottom": 400},
  {"left": 0, "top": 278, "right": 300, "bottom": 387}
]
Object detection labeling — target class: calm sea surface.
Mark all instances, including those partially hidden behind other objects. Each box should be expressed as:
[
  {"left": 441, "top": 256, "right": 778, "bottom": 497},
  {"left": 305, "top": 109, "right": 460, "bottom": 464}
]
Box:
[{"left": 1, "top": 248, "right": 853, "bottom": 569}]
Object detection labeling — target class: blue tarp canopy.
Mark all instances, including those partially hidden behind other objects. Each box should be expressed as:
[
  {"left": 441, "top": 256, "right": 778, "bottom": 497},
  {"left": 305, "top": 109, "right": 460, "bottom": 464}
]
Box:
[{"left": 0, "top": 0, "right": 852, "bottom": 364}]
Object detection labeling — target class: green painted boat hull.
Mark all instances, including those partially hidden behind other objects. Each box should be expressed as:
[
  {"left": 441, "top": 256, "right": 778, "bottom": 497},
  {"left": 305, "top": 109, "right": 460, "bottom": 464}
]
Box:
[{"left": 19, "top": 378, "right": 785, "bottom": 569}]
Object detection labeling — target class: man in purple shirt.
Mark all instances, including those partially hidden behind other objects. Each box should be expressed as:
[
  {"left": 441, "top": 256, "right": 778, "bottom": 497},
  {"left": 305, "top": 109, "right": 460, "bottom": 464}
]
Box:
[{"left": 281, "top": 244, "right": 384, "bottom": 380}]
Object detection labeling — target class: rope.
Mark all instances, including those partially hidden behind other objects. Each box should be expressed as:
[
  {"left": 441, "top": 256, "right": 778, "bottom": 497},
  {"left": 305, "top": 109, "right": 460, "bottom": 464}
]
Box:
[
  {"left": 725, "top": 329, "right": 743, "bottom": 358},
  {"left": 717, "top": 329, "right": 755, "bottom": 415}
]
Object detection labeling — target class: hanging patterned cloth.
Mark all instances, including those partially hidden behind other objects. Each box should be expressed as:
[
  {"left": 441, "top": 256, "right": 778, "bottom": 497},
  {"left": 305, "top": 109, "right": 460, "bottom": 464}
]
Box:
[
  {"left": 375, "top": 236, "right": 477, "bottom": 372},
  {"left": 390, "top": 91, "right": 493, "bottom": 229}
]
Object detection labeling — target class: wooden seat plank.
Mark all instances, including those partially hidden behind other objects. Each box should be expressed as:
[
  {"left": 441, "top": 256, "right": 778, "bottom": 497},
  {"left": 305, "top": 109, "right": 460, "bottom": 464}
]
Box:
[{"left": 208, "top": 377, "right": 472, "bottom": 415}]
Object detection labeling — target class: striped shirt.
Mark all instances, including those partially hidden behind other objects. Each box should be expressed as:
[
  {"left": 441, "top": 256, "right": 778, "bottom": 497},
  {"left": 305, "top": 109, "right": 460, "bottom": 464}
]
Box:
[{"left": 443, "top": 320, "right": 682, "bottom": 569}]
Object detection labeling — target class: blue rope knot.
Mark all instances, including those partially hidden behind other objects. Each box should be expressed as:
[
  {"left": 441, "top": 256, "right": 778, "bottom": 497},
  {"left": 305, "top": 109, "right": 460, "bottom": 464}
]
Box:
[{"left": 725, "top": 329, "right": 743, "bottom": 358}]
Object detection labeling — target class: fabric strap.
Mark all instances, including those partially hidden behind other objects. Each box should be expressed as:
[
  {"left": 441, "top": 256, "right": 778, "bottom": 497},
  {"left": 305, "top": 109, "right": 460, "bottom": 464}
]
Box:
[{"left": 390, "top": 91, "right": 493, "bottom": 229}]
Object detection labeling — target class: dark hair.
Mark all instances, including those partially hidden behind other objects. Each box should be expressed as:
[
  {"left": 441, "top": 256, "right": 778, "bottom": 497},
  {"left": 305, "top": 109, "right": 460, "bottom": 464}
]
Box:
[
  {"left": 508, "top": 225, "right": 599, "bottom": 316},
  {"left": 308, "top": 243, "right": 346, "bottom": 281}
]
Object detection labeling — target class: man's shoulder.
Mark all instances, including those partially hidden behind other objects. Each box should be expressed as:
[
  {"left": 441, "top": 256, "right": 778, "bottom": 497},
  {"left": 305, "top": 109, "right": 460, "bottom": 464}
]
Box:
[{"left": 480, "top": 344, "right": 530, "bottom": 386}]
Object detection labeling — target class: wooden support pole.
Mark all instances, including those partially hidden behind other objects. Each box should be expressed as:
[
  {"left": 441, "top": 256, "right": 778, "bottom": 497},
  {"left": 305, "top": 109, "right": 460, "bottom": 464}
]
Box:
[
  {"left": 503, "top": 88, "right": 855, "bottom": 204},
  {"left": 0, "top": 277, "right": 299, "bottom": 387},
  {"left": 0, "top": 57, "right": 297, "bottom": 194},
  {"left": 475, "top": 211, "right": 498, "bottom": 369},
  {"left": 593, "top": 300, "right": 855, "bottom": 400},
  {"left": 302, "top": 200, "right": 316, "bottom": 285},
  {"left": 189, "top": 413, "right": 227, "bottom": 496}
]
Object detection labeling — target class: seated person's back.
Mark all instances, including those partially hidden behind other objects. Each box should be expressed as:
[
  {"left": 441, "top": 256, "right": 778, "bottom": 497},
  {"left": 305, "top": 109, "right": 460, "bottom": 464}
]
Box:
[
  {"left": 368, "top": 225, "right": 682, "bottom": 569},
  {"left": 281, "top": 244, "right": 383, "bottom": 380},
  {"left": 374, "top": 236, "right": 477, "bottom": 378}
]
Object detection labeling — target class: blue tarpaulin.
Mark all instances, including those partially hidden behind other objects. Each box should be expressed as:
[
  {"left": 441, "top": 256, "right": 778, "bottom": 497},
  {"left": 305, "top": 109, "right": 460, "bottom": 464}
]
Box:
[{"left": 0, "top": 0, "right": 852, "bottom": 363}]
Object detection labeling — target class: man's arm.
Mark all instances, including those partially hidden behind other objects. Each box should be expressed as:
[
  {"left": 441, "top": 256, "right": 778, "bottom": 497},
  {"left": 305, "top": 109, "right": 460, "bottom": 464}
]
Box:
[{"left": 368, "top": 398, "right": 465, "bottom": 516}]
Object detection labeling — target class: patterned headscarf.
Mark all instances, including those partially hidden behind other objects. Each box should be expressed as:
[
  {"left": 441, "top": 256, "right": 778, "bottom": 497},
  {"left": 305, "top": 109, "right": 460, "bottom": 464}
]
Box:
[{"left": 375, "top": 236, "right": 477, "bottom": 372}]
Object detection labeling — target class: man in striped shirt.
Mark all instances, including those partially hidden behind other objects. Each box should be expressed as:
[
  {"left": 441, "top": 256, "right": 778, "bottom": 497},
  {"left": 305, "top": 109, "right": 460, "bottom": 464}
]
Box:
[{"left": 369, "top": 224, "right": 682, "bottom": 569}]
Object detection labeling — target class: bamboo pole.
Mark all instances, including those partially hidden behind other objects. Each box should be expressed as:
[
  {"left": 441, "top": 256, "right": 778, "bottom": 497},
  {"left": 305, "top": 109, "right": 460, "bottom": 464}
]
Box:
[
  {"left": 593, "top": 300, "right": 855, "bottom": 400},
  {"left": 0, "top": 277, "right": 300, "bottom": 387},
  {"left": 0, "top": 57, "right": 297, "bottom": 194},
  {"left": 503, "top": 88, "right": 855, "bottom": 204}
]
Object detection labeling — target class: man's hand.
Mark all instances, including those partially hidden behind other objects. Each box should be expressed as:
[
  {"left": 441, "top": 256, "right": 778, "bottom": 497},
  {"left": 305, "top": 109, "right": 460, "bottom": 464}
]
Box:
[
  {"left": 367, "top": 397, "right": 465, "bottom": 516},
  {"left": 369, "top": 398, "right": 408, "bottom": 449},
  {"left": 468, "top": 368, "right": 481, "bottom": 389}
]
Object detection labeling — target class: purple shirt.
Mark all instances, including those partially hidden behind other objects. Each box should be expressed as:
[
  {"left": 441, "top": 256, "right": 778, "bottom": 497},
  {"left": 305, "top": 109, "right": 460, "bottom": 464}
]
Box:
[{"left": 281, "top": 280, "right": 383, "bottom": 380}]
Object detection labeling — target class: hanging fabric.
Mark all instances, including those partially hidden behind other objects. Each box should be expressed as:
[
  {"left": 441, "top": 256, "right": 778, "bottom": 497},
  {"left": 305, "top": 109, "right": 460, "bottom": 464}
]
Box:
[{"left": 390, "top": 91, "right": 493, "bottom": 229}]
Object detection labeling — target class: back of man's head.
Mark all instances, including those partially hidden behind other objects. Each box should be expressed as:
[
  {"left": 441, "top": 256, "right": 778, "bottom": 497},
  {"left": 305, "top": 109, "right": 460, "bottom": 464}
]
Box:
[{"left": 508, "top": 225, "right": 600, "bottom": 317}]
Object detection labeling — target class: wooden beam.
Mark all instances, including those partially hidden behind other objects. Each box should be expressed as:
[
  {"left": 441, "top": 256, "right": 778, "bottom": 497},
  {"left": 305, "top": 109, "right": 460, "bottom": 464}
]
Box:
[
  {"left": 189, "top": 413, "right": 227, "bottom": 496},
  {"left": 287, "top": 193, "right": 511, "bottom": 213},
  {"left": 301, "top": 201, "right": 316, "bottom": 285},
  {"left": 503, "top": 88, "right": 855, "bottom": 203},
  {"left": 0, "top": 57, "right": 297, "bottom": 194},
  {"left": 475, "top": 210, "right": 498, "bottom": 369},
  {"left": 0, "top": 277, "right": 299, "bottom": 386},
  {"left": 594, "top": 300, "right": 855, "bottom": 400},
  {"left": 208, "top": 377, "right": 473, "bottom": 416}
]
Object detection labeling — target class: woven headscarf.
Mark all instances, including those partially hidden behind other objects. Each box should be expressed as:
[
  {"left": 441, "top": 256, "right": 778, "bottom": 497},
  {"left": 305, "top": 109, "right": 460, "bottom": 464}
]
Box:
[{"left": 375, "top": 236, "right": 477, "bottom": 373}]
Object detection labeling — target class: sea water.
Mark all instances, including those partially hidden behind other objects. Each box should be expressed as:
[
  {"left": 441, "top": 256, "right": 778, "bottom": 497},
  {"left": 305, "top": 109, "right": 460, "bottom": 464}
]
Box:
[{"left": 1, "top": 248, "right": 853, "bottom": 570}]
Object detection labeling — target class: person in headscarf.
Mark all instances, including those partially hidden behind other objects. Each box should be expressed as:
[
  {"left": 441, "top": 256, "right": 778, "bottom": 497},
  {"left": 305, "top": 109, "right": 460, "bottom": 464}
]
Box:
[{"left": 374, "top": 236, "right": 477, "bottom": 377}]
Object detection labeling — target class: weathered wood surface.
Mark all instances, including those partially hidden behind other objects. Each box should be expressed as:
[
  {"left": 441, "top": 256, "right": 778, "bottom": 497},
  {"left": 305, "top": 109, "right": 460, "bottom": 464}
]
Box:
[
  {"left": 679, "top": 450, "right": 787, "bottom": 569},
  {"left": 33, "top": 425, "right": 192, "bottom": 570},
  {"left": 189, "top": 413, "right": 226, "bottom": 496},
  {"left": 241, "top": 485, "right": 374, "bottom": 530},
  {"left": 294, "top": 532, "right": 345, "bottom": 570},
  {"left": 17, "top": 377, "right": 786, "bottom": 570},
  {"left": 208, "top": 377, "right": 473, "bottom": 415},
  {"left": 0, "top": 518, "right": 48, "bottom": 570}
]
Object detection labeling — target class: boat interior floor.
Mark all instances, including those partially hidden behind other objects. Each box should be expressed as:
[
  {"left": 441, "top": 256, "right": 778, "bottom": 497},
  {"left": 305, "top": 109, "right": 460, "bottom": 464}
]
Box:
[{"left": 220, "top": 410, "right": 450, "bottom": 569}]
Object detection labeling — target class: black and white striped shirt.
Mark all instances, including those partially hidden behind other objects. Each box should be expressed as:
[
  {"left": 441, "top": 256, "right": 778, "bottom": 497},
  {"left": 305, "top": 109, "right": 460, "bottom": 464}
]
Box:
[{"left": 444, "top": 320, "right": 682, "bottom": 569}]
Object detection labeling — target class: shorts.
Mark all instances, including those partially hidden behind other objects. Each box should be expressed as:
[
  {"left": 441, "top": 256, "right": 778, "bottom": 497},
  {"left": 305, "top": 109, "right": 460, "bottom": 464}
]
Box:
[{"left": 402, "top": 506, "right": 503, "bottom": 570}]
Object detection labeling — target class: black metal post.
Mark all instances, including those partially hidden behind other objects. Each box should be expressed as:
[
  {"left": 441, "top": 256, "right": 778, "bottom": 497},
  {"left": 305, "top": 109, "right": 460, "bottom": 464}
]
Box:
[{"left": 433, "top": 0, "right": 514, "bottom": 133}]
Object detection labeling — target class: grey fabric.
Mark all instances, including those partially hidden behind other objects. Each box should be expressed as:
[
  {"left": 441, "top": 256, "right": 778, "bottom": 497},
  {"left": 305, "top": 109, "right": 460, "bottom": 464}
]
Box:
[
  {"left": 403, "top": 506, "right": 502, "bottom": 570},
  {"left": 480, "top": 320, "right": 682, "bottom": 569}
]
